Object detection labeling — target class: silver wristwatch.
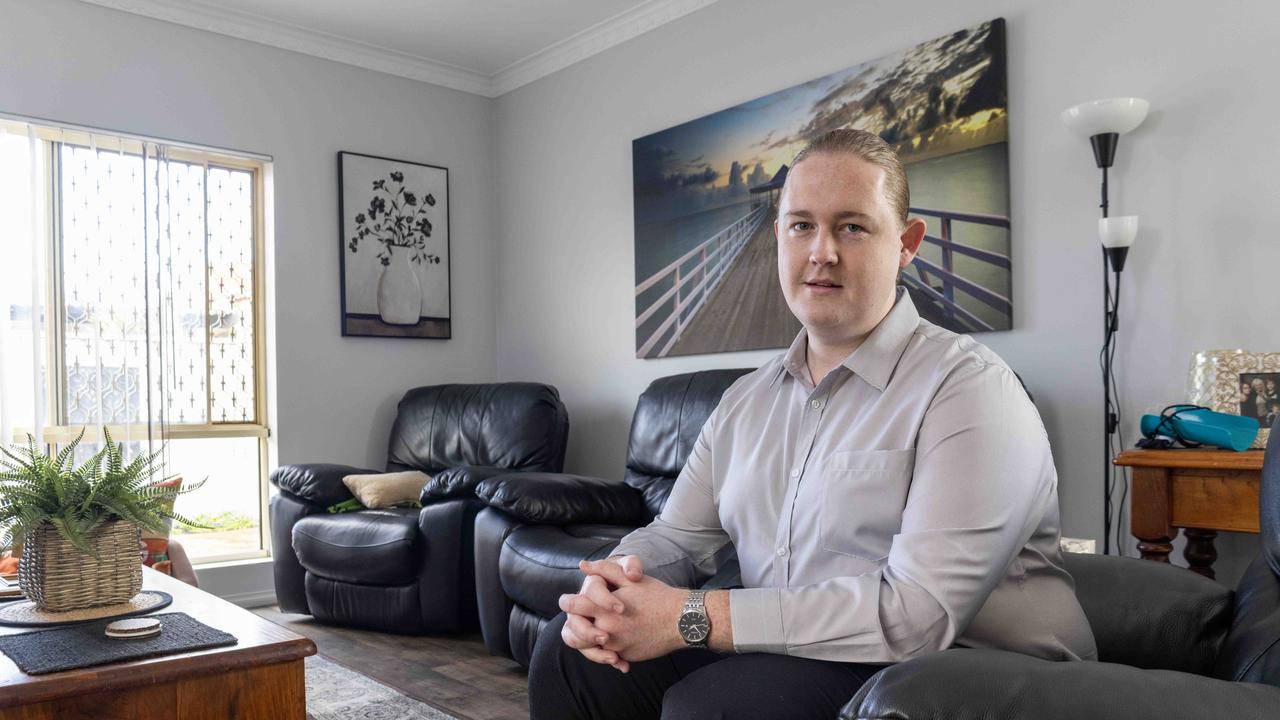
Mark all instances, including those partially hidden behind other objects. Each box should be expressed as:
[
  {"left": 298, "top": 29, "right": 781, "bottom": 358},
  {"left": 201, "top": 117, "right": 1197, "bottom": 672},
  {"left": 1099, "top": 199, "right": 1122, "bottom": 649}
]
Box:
[{"left": 677, "top": 589, "right": 710, "bottom": 648}]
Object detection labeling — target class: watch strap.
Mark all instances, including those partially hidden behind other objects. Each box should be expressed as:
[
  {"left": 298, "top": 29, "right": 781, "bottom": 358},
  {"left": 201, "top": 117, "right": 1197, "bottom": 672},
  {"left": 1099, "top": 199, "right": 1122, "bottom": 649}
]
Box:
[{"left": 680, "top": 589, "right": 709, "bottom": 648}]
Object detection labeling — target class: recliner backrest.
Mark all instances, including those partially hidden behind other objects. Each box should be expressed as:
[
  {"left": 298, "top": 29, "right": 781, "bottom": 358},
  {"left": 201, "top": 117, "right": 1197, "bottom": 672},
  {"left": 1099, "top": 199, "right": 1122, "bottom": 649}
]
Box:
[
  {"left": 1214, "top": 416, "right": 1280, "bottom": 686},
  {"left": 386, "top": 383, "right": 569, "bottom": 475},
  {"left": 623, "top": 369, "right": 753, "bottom": 518}
]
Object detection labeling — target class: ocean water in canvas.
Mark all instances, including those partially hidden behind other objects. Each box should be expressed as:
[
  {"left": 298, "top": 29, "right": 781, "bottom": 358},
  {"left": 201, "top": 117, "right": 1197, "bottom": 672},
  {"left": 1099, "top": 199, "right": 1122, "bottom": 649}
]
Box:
[
  {"left": 634, "top": 200, "right": 754, "bottom": 282},
  {"left": 906, "top": 142, "right": 1011, "bottom": 330}
]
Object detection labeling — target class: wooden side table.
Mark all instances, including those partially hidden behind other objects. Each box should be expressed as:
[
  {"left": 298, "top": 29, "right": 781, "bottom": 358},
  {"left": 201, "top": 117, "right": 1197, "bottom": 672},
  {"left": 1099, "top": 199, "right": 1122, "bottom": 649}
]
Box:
[{"left": 1114, "top": 448, "right": 1264, "bottom": 579}]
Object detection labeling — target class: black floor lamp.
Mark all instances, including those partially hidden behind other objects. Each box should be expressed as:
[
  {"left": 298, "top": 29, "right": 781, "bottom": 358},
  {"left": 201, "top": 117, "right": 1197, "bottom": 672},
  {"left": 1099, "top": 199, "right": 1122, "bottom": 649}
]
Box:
[{"left": 1061, "top": 97, "right": 1149, "bottom": 555}]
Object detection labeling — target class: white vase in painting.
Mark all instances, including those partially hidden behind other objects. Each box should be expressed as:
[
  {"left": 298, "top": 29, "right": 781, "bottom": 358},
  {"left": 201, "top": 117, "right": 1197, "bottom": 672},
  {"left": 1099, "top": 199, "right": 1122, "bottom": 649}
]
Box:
[{"left": 377, "top": 251, "right": 421, "bottom": 325}]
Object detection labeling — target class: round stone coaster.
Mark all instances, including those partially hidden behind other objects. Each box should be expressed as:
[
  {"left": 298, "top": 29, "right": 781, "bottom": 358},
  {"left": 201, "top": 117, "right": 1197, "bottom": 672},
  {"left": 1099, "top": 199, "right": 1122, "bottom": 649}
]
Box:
[
  {"left": 105, "top": 617, "right": 162, "bottom": 640},
  {"left": 0, "top": 591, "right": 172, "bottom": 628}
]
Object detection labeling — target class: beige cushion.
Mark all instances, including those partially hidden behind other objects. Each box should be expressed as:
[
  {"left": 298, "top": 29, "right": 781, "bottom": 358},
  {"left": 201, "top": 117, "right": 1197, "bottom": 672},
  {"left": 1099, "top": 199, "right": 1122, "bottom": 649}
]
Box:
[{"left": 342, "top": 471, "right": 431, "bottom": 509}]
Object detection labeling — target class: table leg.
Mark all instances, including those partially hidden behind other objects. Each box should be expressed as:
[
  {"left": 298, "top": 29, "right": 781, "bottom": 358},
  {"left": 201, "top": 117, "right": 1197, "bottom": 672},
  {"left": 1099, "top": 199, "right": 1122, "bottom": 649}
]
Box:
[
  {"left": 1136, "top": 537, "right": 1175, "bottom": 563},
  {"left": 1131, "top": 467, "right": 1175, "bottom": 564},
  {"left": 1183, "top": 529, "right": 1218, "bottom": 580}
]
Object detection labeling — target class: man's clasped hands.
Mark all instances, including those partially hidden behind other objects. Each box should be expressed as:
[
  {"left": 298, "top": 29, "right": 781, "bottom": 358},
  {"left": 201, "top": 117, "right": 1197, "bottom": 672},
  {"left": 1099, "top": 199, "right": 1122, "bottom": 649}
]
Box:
[{"left": 557, "top": 555, "right": 689, "bottom": 673}]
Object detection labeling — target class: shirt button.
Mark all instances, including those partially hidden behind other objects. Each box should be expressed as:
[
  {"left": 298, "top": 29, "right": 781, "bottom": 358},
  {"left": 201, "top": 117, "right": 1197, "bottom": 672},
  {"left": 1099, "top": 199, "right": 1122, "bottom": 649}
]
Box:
[
  {"left": 789, "top": 468, "right": 800, "bottom": 478},
  {"left": 776, "top": 547, "right": 788, "bottom": 558},
  {"left": 811, "top": 399, "right": 823, "bottom": 410}
]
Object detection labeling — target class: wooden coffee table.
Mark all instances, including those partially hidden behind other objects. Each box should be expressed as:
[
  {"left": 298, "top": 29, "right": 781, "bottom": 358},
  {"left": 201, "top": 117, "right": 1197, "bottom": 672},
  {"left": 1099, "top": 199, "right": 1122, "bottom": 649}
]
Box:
[{"left": 0, "top": 567, "right": 315, "bottom": 719}]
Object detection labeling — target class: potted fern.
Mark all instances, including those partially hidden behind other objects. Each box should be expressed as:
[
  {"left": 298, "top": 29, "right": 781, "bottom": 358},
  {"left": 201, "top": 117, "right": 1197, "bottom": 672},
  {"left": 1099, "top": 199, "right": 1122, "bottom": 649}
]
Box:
[{"left": 0, "top": 429, "right": 203, "bottom": 612}]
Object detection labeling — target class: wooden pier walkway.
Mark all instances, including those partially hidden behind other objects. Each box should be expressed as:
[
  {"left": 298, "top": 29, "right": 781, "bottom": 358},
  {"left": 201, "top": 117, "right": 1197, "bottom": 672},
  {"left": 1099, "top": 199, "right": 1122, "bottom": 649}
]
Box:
[
  {"left": 648, "top": 203, "right": 1001, "bottom": 358},
  {"left": 668, "top": 208, "right": 802, "bottom": 356}
]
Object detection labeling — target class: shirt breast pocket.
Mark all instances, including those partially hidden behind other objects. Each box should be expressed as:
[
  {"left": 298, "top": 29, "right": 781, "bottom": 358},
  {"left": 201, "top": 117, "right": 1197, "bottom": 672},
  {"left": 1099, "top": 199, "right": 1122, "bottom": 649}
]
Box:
[{"left": 819, "top": 449, "right": 915, "bottom": 562}]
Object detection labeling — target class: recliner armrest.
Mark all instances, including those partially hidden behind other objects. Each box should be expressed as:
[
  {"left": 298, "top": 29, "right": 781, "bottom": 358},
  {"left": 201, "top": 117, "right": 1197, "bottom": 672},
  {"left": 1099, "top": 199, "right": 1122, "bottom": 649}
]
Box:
[
  {"left": 422, "top": 465, "right": 516, "bottom": 504},
  {"left": 1064, "top": 552, "right": 1234, "bottom": 674},
  {"left": 269, "top": 463, "right": 378, "bottom": 507},
  {"left": 475, "top": 472, "right": 648, "bottom": 526},
  {"left": 842, "top": 648, "right": 1280, "bottom": 720}
]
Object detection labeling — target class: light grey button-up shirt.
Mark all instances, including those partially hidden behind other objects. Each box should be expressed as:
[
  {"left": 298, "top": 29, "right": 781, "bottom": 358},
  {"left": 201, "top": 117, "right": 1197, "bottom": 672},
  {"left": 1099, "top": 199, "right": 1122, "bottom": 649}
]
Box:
[{"left": 613, "top": 289, "right": 1097, "bottom": 664}]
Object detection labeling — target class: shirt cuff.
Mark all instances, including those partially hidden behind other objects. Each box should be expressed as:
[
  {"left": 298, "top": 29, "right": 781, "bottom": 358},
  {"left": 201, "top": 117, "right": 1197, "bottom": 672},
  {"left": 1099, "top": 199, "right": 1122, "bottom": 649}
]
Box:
[{"left": 728, "top": 587, "right": 786, "bottom": 654}]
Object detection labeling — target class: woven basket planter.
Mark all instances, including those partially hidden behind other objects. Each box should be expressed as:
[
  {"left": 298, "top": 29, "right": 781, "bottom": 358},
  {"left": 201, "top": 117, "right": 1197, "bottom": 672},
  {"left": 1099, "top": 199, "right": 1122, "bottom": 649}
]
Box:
[{"left": 17, "top": 520, "right": 143, "bottom": 612}]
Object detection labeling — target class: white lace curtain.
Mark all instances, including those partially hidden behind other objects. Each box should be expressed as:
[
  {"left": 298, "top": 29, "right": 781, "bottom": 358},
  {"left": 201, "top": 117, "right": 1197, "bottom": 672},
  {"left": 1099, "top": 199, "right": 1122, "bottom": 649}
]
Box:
[{"left": 0, "top": 121, "right": 192, "bottom": 462}]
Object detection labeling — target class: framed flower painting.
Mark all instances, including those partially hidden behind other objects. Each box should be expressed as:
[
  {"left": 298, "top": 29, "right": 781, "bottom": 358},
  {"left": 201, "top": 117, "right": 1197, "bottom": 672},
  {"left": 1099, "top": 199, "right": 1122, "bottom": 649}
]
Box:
[{"left": 338, "top": 151, "right": 450, "bottom": 339}]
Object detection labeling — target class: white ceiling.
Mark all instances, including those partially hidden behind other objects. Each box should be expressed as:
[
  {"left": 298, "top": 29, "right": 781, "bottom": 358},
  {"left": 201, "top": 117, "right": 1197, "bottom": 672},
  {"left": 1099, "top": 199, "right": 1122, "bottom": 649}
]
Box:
[
  {"left": 210, "top": 0, "right": 647, "bottom": 75},
  {"left": 80, "top": 0, "right": 720, "bottom": 97}
]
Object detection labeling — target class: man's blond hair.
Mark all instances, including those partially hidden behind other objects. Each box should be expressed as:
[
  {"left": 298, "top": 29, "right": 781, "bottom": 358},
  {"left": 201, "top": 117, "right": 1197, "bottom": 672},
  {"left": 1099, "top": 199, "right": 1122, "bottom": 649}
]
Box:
[{"left": 785, "top": 129, "right": 910, "bottom": 226}]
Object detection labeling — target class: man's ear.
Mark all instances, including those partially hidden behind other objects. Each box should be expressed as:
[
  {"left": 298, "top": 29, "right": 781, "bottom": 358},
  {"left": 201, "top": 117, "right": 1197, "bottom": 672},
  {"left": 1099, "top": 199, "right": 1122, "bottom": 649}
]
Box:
[{"left": 898, "top": 217, "right": 927, "bottom": 268}]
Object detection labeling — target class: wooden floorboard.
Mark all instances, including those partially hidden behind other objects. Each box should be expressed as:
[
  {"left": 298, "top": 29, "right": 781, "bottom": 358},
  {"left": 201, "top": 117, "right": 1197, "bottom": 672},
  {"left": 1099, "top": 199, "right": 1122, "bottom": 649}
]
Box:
[
  {"left": 252, "top": 606, "right": 530, "bottom": 720},
  {"left": 669, "top": 208, "right": 802, "bottom": 357}
]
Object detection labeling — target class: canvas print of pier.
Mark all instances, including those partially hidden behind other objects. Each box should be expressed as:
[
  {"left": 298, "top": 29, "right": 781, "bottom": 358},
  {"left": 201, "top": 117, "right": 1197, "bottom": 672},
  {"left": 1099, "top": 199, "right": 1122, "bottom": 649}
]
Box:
[{"left": 632, "top": 18, "right": 1010, "bottom": 359}]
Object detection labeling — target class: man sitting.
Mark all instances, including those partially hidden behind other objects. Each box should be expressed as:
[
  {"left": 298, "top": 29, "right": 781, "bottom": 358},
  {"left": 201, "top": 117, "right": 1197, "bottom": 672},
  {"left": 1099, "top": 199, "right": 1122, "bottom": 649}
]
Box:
[{"left": 530, "top": 129, "right": 1097, "bottom": 720}]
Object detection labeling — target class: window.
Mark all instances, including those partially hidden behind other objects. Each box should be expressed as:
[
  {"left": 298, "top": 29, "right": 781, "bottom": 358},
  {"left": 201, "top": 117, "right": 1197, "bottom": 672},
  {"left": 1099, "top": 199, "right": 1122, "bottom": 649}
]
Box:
[{"left": 0, "top": 118, "right": 270, "bottom": 564}]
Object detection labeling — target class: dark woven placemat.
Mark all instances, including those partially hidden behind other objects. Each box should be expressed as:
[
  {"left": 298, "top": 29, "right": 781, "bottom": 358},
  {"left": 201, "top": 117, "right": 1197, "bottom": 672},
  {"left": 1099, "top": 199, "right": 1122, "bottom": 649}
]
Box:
[{"left": 0, "top": 612, "right": 237, "bottom": 675}]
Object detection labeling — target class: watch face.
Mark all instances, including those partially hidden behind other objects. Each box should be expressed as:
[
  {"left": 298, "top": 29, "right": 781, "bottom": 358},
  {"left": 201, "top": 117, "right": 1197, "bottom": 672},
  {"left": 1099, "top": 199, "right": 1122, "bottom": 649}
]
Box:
[{"left": 679, "top": 611, "right": 710, "bottom": 643}]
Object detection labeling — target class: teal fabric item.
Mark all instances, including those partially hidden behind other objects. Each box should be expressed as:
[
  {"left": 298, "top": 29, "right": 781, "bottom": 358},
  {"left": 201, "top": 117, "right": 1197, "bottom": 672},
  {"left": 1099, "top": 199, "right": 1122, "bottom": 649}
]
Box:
[{"left": 1140, "top": 406, "right": 1259, "bottom": 451}]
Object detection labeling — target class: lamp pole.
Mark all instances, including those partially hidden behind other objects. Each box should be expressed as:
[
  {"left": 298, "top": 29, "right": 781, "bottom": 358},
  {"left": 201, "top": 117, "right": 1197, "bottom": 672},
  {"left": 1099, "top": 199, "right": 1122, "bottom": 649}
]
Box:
[{"left": 1062, "top": 98, "right": 1148, "bottom": 555}]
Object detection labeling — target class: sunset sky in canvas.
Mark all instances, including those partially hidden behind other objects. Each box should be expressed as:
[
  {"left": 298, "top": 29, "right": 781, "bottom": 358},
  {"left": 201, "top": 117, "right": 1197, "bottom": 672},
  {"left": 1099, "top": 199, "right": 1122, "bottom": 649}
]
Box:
[{"left": 633, "top": 19, "right": 1007, "bottom": 222}]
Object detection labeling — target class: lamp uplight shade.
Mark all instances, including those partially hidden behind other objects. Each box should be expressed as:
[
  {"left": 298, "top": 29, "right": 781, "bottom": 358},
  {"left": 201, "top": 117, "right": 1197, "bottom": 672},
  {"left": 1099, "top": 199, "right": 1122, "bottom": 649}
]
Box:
[
  {"left": 1098, "top": 215, "right": 1139, "bottom": 248},
  {"left": 1061, "top": 98, "right": 1149, "bottom": 138},
  {"left": 1099, "top": 215, "right": 1138, "bottom": 272}
]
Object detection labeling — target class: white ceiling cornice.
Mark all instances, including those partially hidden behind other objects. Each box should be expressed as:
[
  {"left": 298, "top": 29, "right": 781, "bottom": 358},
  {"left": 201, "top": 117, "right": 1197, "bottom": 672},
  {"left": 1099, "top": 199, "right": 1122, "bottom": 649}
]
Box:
[
  {"left": 490, "top": 0, "right": 719, "bottom": 97},
  {"left": 77, "top": 0, "right": 721, "bottom": 98},
  {"left": 78, "top": 0, "right": 493, "bottom": 95}
]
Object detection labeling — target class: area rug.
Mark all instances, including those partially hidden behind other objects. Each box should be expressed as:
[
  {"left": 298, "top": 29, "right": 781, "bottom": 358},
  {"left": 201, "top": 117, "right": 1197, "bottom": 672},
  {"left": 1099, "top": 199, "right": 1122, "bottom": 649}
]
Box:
[{"left": 305, "top": 654, "right": 461, "bottom": 719}]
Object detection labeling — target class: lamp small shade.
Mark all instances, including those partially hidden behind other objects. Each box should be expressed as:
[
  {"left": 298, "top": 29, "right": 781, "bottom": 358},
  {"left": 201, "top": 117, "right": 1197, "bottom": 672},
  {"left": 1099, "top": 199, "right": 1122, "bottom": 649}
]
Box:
[
  {"left": 1061, "top": 98, "right": 1149, "bottom": 138},
  {"left": 1099, "top": 216, "right": 1139, "bottom": 248}
]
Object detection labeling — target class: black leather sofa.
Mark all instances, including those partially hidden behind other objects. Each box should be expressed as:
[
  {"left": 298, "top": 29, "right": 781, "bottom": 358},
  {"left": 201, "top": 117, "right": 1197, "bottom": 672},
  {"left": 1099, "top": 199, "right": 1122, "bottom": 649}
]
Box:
[
  {"left": 269, "top": 382, "right": 568, "bottom": 635},
  {"left": 842, "top": 422, "right": 1280, "bottom": 719},
  {"left": 462, "top": 370, "right": 1280, "bottom": 717},
  {"left": 471, "top": 369, "right": 751, "bottom": 666}
]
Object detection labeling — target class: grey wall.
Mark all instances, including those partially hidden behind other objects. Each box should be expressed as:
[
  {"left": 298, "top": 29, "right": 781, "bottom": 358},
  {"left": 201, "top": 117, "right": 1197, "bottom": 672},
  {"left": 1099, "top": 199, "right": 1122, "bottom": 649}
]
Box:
[
  {"left": 493, "top": 0, "right": 1280, "bottom": 585},
  {"left": 1, "top": 0, "right": 498, "bottom": 474}
]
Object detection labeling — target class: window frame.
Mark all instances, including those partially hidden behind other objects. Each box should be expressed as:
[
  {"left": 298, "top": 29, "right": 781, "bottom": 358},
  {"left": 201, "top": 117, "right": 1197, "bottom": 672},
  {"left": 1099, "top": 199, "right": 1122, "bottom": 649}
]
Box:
[{"left": 6, "top": 119, "right": 273, "bottom": 565}]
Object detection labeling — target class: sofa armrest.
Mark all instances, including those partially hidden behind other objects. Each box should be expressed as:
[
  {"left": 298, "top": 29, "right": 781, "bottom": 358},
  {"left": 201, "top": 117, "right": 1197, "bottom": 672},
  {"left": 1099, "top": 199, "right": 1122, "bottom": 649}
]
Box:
[
  {"left": 422, "top": 465, "right": 516, "bottom": 503},
  {"left": 474, "top": 472, "right": 648, "bottom": 525},
  {"left": 842, "top": 648, "right": 1280, "bottom": 720},
  {"left": 474, "top": 506, "right": 524, "bottom": 660},
  {"left": 269, "top": 463, "right": 378, "bottom": 507},
  {"left": 1063, "top": 552, "right": 1234, "bottom": 674}
]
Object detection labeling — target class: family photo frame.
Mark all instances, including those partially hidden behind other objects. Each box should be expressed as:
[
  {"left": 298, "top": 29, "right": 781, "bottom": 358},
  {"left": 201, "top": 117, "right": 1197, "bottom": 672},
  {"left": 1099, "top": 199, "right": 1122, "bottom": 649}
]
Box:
[{"left": 1189, "top": 349, "right": 1280, "bottom": 449}]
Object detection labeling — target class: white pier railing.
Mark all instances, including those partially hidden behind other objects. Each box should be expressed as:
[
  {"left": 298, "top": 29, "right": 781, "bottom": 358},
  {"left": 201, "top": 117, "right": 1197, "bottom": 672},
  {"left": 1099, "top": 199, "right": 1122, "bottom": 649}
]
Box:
[
  {"left": 635, "top": 205, "right": 768, "bottom": 358},
  {"left": 900, "top": 207, "right": 1011, "bottom": 332}
]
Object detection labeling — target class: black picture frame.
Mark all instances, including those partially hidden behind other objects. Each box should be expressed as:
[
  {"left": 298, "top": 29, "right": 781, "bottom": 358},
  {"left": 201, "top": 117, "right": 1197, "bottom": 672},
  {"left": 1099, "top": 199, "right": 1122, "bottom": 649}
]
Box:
[{"left": 338, "top": 151, "right": 451, "bottom": 339}]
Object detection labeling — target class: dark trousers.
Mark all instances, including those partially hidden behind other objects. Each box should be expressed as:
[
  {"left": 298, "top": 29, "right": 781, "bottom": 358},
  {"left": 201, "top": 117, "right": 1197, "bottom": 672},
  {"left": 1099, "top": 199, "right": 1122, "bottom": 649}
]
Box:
[{"left": 529, "top": 613, "right": 880, "bottom": 720}]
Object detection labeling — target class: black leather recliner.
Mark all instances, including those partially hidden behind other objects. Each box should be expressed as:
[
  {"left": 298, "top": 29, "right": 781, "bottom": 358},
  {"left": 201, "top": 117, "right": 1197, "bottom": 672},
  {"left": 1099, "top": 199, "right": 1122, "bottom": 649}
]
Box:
[
  {"left": 471, "top": 369, "right": 751, "bottom": 666},
  {"left": 842, "top": 419, "right": 1280, "bottom": 719},
  {"left": 269, "top": 382, "right": 568, "bottom": 635}
]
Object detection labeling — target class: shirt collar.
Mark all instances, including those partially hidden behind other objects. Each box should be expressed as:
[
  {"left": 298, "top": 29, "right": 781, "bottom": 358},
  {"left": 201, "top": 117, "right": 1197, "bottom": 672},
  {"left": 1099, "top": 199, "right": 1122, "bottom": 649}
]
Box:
[
  {"left": 843, "top": 287, "right": 920, "bottom": 391},
  {"left": 772, "top": 287, "right": 921, "bottom": 392},
  {"left": 773, "top": 327, "right": 811, "bottom": 388}
]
